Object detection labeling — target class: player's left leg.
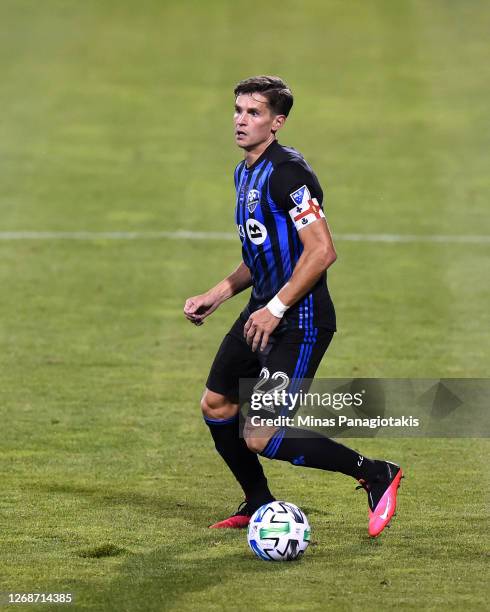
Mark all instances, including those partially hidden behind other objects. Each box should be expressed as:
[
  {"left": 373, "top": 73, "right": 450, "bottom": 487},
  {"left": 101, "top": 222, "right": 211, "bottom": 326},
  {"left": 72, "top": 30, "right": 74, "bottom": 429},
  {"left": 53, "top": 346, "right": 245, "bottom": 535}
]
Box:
[
  {"left": 244, "top": 329, "right": 374, "bottom": 476},
  {"left": 243, "top": 328, "right": 403, "bottom": 536}
]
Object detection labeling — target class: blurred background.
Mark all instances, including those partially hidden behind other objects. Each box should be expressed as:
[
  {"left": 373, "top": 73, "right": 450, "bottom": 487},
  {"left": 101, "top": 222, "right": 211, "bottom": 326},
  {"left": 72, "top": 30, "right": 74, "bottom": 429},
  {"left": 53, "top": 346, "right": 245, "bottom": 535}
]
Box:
[{"left": 1, "top": 0, "right": 488, "bottom": 376}]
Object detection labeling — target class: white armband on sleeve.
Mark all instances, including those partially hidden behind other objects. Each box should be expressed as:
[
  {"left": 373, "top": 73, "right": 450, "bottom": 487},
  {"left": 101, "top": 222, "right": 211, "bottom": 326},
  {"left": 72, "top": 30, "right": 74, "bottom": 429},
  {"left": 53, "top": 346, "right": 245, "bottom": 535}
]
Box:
[
  {"left": 266, "top": 295, "right": 289, "bottom": 319},
  {"left": 289, "top": 185, "right": 325, "bottom": 231}
]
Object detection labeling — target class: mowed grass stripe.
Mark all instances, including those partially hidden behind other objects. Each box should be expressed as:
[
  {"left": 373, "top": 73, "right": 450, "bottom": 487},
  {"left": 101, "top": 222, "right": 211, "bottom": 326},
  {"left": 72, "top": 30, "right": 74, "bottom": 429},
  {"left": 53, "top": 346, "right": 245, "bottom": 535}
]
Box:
[{"left": 0, "top": 230, "right": 489, "bottom": 244}]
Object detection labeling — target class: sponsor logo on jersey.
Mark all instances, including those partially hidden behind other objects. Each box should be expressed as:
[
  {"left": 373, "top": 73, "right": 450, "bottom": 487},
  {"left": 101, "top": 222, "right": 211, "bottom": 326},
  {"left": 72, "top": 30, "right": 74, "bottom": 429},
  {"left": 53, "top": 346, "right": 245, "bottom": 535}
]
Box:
[
  {"left": 237, "top": 224, "right": 245, "bottom": 238},
  {"left": 246, "top": 189, "right": 261, "bottom": 213},
  {"left": 289, "top": 184, "right": 325, "bottom": 231},
  {"left": 246, "top": 218, "right": 267, "bottom": 245}
]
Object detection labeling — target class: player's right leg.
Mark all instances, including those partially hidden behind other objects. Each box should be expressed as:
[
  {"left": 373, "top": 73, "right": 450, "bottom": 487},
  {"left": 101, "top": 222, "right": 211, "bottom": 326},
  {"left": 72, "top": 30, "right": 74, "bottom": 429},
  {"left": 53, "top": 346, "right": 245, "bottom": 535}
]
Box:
[
  {"left": 201, "top": 389, "right": 273, "bottom": 528},
  {"left": 242, "top": 327, "right": 403, "bottom": 537},
  {"left": 203, "top": 317, "right": 275, "bottom": 528}
]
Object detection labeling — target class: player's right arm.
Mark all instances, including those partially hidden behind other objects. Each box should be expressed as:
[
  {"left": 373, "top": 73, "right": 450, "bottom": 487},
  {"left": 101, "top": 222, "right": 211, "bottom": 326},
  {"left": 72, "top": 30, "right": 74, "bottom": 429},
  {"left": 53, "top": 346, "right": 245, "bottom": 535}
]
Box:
[{"left": 183, "top": 261, "right": 252, "bottom": 326}]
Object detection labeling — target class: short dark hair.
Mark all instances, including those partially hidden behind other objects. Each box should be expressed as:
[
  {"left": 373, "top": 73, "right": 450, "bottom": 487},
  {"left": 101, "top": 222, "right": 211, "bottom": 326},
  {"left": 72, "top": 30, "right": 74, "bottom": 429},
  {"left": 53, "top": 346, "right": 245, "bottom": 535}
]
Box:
[{"left": 234, "top": 75, "right": 293, "bottom": 117}]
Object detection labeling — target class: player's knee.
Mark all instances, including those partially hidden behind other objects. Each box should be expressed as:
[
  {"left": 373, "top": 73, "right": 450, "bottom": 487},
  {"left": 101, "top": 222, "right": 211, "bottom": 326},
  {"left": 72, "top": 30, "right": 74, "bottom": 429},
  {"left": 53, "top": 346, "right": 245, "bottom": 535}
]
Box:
[
  {"left": 243, "top": 420, "right": 277, "bottom": 454},
  {"left": 244, "top": 434, "right": 267, "bottom": 454},
  {"left": 200, "top": 389, "right": 238, "bottom": 420}
]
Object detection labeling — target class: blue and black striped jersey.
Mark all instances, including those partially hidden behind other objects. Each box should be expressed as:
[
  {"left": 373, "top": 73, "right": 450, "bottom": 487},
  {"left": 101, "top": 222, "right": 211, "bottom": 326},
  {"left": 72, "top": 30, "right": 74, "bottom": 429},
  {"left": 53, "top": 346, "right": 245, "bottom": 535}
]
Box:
[{"left": 235, "top": 140, "right": 336, "bottom": 331}]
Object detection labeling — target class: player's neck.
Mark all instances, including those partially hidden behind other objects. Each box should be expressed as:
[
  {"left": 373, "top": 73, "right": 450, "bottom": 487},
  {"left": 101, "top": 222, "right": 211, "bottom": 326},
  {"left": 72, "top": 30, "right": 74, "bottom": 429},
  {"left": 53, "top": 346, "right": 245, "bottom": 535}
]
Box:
[{"left": 244, "top": 135, "right": 276, "bottom": 168}]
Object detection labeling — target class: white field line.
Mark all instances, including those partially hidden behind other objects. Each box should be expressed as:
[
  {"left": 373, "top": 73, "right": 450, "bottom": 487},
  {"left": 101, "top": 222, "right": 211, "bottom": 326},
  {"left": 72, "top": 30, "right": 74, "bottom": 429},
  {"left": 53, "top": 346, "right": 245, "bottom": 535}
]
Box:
[{"left": 0, "top": 230, "right": 489, "bottom": 244}]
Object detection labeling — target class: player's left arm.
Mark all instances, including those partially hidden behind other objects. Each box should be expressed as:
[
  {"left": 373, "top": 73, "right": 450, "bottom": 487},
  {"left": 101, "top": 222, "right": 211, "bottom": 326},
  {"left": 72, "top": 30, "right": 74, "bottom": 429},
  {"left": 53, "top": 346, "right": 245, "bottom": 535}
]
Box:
[
  {"left": 244, "top": 161, "right": 336, "bottom": 352},
  {"left": 276, "top": 217, "right": 336, "bottom": 305},
  {"left": 244, "top": 219, "right": 336, "bottom": 351}
]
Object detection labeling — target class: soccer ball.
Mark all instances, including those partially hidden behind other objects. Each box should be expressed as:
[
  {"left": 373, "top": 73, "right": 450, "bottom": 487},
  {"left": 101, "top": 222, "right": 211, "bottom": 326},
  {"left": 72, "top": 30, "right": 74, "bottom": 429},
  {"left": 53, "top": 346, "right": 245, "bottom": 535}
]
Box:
[{"left": 247, "top": 501, "right": 310, "bottom": 561}]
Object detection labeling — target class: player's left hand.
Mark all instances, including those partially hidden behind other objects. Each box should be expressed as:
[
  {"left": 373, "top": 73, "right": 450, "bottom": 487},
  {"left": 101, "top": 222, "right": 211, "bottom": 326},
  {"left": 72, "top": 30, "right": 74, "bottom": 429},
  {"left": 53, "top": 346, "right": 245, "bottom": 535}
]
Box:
[{"left": 244, "top": 307, "right": 281, "bottom": 352}]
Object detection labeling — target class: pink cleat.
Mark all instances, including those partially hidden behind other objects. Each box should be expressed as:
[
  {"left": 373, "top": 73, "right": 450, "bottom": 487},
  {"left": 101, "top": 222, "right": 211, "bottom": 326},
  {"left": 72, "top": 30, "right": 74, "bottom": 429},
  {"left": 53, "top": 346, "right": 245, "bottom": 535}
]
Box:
[
  {"left": 209, "top": 501, "right": 252, "bottom": 529},
  {"left": 209, "top": 514, "right": 251, "bottom": 529},
  {"left": 357, "top": 461, "right": 404, "bottom": 537}
]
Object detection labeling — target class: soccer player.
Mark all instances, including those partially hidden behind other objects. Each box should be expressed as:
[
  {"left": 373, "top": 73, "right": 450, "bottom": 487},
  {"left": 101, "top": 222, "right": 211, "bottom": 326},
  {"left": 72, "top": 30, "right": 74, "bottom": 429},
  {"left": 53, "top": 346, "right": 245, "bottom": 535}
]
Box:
[{"left": 184, "top": 76, "right": 403, "bottom": 537}]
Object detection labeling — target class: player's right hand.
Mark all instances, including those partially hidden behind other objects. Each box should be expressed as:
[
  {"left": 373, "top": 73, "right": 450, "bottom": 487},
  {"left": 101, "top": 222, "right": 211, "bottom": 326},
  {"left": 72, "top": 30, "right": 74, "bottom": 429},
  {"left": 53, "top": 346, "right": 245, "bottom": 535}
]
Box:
[{"left": 183, "top": 293, "right": 220, "bottom": 326}]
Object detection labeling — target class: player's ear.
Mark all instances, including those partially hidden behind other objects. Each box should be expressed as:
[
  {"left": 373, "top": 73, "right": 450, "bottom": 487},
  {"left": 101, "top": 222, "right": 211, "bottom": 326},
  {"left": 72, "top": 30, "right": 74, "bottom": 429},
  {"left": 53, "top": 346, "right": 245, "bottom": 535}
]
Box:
[{"left": 271, "top": 114, "right": 286, "bottom": 134}]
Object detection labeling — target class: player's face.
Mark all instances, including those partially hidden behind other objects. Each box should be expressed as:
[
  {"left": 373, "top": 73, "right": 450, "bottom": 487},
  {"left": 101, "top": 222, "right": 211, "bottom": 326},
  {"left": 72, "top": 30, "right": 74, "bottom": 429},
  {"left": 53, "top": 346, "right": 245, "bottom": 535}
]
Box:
[{"left": 234, "top": 93, "right": 284, "bottom": 150}]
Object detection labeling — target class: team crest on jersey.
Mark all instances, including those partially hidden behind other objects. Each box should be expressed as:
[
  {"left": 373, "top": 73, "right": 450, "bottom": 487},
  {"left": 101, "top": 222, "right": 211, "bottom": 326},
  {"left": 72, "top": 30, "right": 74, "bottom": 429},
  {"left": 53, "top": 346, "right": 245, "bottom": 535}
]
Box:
[
  {"left": 289, "top": 184, "right": 325, "bottom": 231},
  {"left": 246, "top": 189, "right": 261, "bottom": 213}
]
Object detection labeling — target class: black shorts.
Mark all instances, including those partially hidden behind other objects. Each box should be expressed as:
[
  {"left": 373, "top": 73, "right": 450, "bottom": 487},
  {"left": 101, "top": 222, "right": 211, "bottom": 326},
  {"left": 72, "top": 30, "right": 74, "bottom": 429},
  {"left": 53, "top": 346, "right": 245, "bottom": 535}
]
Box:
[{"left": 206, "top": 315, "right": 334, "bottom": 410}]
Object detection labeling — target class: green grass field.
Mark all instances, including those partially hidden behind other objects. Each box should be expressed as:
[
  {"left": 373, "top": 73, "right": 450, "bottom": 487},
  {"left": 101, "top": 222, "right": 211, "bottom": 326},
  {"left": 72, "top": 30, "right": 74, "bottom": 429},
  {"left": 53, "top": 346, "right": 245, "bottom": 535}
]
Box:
[{"left": 1, "top": 1, "right": 489, "bottom": 610}]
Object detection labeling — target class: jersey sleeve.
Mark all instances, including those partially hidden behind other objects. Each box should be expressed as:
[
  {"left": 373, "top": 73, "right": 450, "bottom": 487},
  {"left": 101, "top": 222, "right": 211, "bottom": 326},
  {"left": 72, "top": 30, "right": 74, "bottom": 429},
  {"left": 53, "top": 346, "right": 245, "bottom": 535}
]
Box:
[{"left": 269, "top": 161, "right": 325, "bottom": 232}]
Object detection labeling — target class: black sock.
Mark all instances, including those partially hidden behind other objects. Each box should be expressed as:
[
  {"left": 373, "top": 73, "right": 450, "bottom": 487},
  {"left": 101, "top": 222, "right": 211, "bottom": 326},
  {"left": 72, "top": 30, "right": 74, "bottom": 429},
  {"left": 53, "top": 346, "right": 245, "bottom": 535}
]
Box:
[
  {"left": 204, "top": 414, "right": 274, "bottom": 508},
  {"left": 260, "top": 427, "right": 378, "bottom": 480}
]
